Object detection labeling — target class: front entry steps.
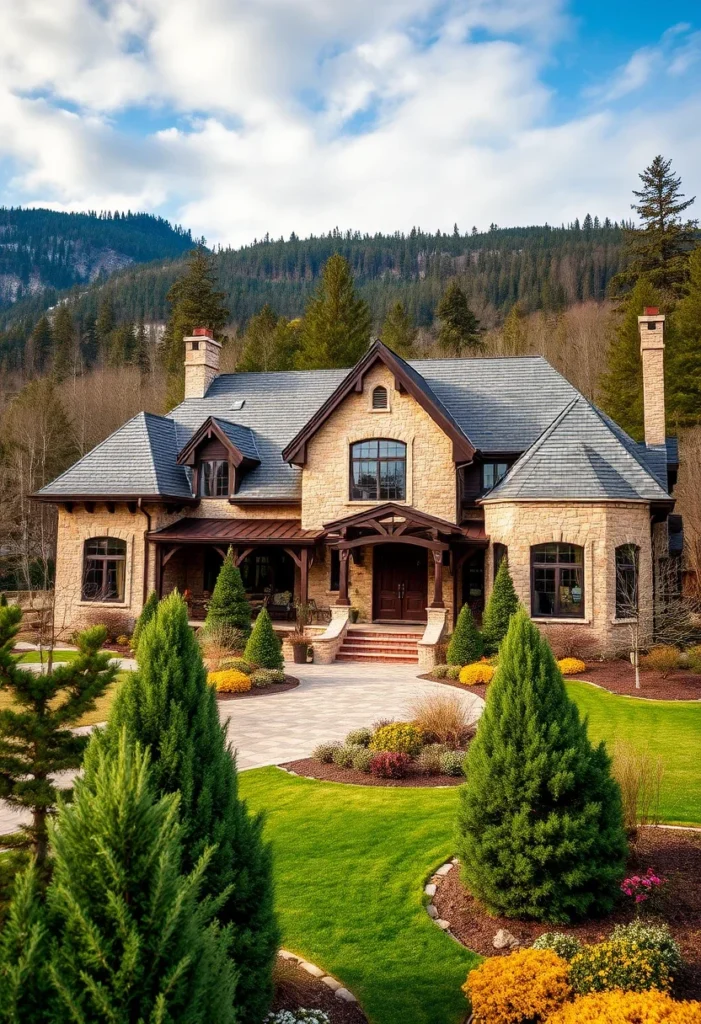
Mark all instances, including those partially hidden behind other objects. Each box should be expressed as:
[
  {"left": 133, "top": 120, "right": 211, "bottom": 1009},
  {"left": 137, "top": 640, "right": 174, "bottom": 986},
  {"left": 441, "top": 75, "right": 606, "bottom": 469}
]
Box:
[{"left": 336, "top": 627, "right": 421, "bottom": 664}]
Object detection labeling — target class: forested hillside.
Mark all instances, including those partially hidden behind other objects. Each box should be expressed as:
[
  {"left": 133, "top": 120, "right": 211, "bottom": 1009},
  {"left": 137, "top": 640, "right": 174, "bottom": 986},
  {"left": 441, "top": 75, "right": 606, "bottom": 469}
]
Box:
[{"left": 0, "top": 208, "right": 193, "bottom": 308}]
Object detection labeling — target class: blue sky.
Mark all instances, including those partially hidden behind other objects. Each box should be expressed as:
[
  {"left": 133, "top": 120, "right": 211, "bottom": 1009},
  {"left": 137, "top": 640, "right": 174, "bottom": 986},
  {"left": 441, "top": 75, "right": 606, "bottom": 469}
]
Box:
[{"left": 0, "top": 0, "right": 699, "bottom": 246}]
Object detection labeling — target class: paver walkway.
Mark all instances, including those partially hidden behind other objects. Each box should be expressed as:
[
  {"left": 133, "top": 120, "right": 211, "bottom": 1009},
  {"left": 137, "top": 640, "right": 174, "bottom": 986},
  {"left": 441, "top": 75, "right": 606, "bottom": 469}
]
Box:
[{"left": 0, "top": 660, "right": 483, "bottom": 836}]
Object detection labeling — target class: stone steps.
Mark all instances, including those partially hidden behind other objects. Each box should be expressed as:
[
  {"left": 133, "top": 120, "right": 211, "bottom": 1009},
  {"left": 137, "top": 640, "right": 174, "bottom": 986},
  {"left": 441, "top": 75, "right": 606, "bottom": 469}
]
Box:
[{"left": 337, "top": 628, "right": 420, "bottom": 664}]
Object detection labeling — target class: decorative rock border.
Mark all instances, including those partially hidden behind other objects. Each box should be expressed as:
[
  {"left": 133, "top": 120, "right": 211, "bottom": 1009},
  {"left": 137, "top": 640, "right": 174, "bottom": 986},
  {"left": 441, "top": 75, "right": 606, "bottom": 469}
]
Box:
[
  {"left": 424, "top": 858, "right": 462, "bottom": 941},
  {"left": 279, "top": 949, "right": 359, "bottom": 1005}
]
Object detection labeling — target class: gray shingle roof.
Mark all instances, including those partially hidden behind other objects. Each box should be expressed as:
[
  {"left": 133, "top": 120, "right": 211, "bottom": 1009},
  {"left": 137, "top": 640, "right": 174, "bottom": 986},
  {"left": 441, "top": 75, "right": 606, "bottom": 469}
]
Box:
[
  {"left": 210, "top": 418, "right": 260, "bottom": 462},
  {"left": 483, "top": 398, "right": 672, "bottom": 503}
]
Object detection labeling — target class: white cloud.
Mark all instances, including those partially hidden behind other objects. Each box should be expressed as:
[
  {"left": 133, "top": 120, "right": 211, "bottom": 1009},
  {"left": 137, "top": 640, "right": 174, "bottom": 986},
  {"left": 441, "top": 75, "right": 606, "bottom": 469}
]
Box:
[{"left": 0, "top": 1, "right": 699, "bottom": 245}]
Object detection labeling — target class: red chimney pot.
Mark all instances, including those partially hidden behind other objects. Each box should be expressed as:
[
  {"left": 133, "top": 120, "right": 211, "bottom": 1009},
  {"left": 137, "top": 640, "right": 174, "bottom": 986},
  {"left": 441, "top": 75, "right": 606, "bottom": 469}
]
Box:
[
  {"left": 193, "top": 327, "right": 213, "bottom": 338},
  {"left": 643, "top": 306, "right": 659, "bottom": 316}
]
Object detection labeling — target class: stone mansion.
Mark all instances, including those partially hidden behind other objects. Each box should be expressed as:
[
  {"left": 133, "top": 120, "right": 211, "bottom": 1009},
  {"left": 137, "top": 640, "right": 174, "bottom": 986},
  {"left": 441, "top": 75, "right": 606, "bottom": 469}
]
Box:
[{"left": 37, "top": 308, "right": 681, "bottom": 665}]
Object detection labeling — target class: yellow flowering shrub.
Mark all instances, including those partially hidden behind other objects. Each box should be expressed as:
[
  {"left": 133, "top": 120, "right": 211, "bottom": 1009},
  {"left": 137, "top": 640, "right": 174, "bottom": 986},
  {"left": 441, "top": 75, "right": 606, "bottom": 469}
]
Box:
[
  {"left": 463, "top": 948, "right": 571, "bottom": 1024},
  {"left": 459, "top": 662, "right": 495, "bottom": 686},
  {"left": 369, "top": 722, "right": 424, "bottom": 755},
  {"left": 569, "top": 935, "right": 674, "bottom": 995},
  {"left": 557, "top": 657, "right": 587, "bottom": 676},
  {"left": 547, "top": 989, "right": 701, "bottom": 1024},
  {"left": 207, "top": 669, "right": 252, "bottom": 693}
]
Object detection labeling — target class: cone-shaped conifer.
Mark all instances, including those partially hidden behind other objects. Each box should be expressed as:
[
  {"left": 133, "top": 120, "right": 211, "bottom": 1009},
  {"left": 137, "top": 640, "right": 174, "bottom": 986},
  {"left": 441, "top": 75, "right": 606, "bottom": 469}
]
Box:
[
  {"left": 481, "top": 558, "right": 519, "bottom": 655},
  {"left": 447, "top": 604, "right": 483, "bottom": 665},
  {"left": 205, "top": 547, "right": 252, "bottom": 640},
  {"left": 88, "top": 592, "right": 278, "bottom": 1023},
  {"left": 0, "top": 864, "right": 48, "bottom": 1024},
  {"left": 131, "top": 589, "right": 158, "bottom": 653},
  {"left": 457, "top": 609, "right": 627, "bottom": 922},
  {"left": 244, "top": 607, "right": 284, "bottom": 669},
  {"left": 49, "top": 731, "right": 237, "bottom": 1023}
]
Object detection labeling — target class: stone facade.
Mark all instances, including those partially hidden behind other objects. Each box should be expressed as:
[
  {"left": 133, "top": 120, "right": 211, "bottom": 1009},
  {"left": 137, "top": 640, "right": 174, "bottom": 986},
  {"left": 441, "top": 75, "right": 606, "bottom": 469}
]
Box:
[
  {"left": 183, "top": 334, "right": 222, "bottom": 400},
  {"left": 639, "top": 313, "right": 666, "bottom": 448},
  {"left": 483, "top": 499, "right": 654, "bottom": 657}
]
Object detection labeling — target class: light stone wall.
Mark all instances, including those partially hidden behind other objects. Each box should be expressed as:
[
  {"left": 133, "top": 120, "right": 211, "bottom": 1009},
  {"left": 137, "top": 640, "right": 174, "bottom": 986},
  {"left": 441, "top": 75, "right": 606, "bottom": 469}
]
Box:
[
  {"left": 483, "top": 500, "right": 654, "bottom": 657},
  {"left": 300, "top": 363, "right": 457, "bottom": 531}
]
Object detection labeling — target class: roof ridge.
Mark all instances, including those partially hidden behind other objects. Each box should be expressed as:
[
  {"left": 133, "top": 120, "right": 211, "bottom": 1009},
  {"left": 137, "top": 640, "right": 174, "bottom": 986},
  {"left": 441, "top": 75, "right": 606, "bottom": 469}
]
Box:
[
  {"left": 143, "top": 413, "right": 174, "bottom": 494},
  {"left": 37, "top": 411, "right": 151, "bottom": 493}
]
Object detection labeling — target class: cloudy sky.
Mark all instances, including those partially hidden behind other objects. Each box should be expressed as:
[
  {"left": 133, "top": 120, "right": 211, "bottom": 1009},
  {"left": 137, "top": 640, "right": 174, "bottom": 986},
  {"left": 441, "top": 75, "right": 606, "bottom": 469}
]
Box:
[{"left": 1, "top": 0, "right": 700, "bottom": 247}]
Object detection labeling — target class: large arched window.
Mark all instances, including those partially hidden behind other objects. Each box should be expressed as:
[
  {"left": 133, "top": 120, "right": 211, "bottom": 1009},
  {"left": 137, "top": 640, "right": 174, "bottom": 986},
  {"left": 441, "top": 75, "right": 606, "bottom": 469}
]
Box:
[
  {"left": 350, "top": 439, "right": 406, "bottom": 501},
  {"left": 82, "top": 537, "right": 126, "bottom": 602},
  {"left": 531, "top": 543, "right": 584, "bottom": 618},
  {"left": 615, "top": 544, "right": 639, "bottom": 619}
]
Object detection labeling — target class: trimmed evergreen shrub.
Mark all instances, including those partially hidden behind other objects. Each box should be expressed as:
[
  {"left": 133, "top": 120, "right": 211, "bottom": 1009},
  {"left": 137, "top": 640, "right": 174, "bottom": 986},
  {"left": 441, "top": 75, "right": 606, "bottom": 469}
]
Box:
[
  {"left": 447, "top": 604, "right": 483, "bottom": 665},
  {"left": 244, "top": 608, "right": 283, "bottom": 669},
  {"left": 205, "top": 547, "right": 252, "bottom": 639},
  {"left": 456, "top": 608, "right": 628, "bottom": 922},
  {"left": 49, "top": 731, "right": 236, "bottom": 1023},
  {"left": 345, "top": 727, "right": 372, "bottom": 747},
  {"left": 482, "top": 558, "right": 519, "bottom": 654},
  {"left": 312, "top": 741, "right": 341, "bottom": 763},
  {"left": 88, "top": 592, "right": 278, "bottom": 1024},
  {"left": 131, "top": 589, "right": 158, "bottom": 652},
  {"left": 251, "top": 668, "right": 285, "bottom": 686}
]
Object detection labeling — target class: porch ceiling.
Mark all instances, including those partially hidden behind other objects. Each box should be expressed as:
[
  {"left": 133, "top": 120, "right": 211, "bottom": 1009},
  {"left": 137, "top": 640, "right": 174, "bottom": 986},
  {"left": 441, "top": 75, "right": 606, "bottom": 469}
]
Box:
[{"left": 148, "top": 517, "right": 321, "bottom": 546}]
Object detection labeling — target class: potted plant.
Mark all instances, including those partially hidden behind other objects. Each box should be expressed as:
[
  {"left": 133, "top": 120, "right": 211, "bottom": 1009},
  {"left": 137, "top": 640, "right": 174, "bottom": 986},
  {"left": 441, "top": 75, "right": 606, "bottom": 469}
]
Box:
[
  {"left": 288, "top": 630, "right": 309, "bottom": 664},
  {"left": 349, "top": 606, "right": 359, "bottom": 623}
]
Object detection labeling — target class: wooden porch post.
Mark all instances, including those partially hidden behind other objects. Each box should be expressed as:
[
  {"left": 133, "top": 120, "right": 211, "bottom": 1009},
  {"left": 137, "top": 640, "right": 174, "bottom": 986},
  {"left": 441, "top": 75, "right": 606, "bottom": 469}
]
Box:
[
  {"left": 300, "top": 548, "right": 309, "bottom": 606},
  {"left": 336, "top": 549, "right": 351, "bottom": 606},
  {"left": 430, "top": 549, "right": 444, "bottom": 608},
  {"left": 155, "top": 544, "right": 164, "bottom": 598}
]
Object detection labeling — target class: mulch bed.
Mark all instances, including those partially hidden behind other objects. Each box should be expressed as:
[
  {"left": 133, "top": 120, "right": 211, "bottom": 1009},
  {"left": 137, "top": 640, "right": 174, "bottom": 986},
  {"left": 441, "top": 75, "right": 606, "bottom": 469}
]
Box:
[
  {"left": 272, "top": 956, "right": 367, "bottom": 1023},
  {"left": 281, "top": 758, "right": 462, "bottom": 787},
  {"left": 434, "top": 828, "right": 701, "bottom": 1000},
  {"left": 216, "top": 676, "right": 300, "bottom": 700},
  {"left": 571, "top": 660, "right": 701, "bottom": 701}
]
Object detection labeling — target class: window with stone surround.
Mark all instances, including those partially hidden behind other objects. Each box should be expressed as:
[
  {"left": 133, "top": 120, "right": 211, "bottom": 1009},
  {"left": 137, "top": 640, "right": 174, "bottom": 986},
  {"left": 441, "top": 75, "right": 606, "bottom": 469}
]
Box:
[
  {"left": 82, "top": 537, "right": 126, "bottom": 602},
  {"left": 531, "top": 543, "right": 584, "bottom": 618},
  {"left": 615, "top": 544, "right": 639, "bottom": 619},
  {"left": 349, "top": 439, "right": 406, "bottom": 501}
]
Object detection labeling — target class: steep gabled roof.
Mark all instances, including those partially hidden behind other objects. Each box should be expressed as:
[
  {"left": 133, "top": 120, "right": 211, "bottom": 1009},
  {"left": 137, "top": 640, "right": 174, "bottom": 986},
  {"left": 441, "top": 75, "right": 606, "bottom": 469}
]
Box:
[
  {"left": 175, "top": 415, "right": 260, "bottom": 467},
  {"left": 282, "top": 341, "right": 475, "bottom": 465},
  {"left": 482, "top": 398, "right": 672, "bottom": 503},
  {"left": 35, "top": 412, "right": 194, "bottom": 501}
]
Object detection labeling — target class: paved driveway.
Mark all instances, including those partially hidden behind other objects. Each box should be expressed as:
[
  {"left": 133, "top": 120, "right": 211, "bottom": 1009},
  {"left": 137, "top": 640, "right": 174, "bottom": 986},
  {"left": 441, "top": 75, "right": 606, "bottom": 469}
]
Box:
[{"left": 0, "top": 662, "right": 483, "bottom": 836}]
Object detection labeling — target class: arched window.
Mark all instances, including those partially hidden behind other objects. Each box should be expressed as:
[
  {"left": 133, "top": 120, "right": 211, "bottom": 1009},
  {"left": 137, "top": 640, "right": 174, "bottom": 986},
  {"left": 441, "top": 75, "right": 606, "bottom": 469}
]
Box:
[
  {"left": 82, "top": 537, "right": 126, "bottom": 602},
  {"left": 615, "top": 544, "right": 639, "bottom": 619},
  {"left": 531, "top": 543, "right": 584, "bottom": 618},
  {"left": 199, "top": 460, "right": 229, "bottom": 497},
  {"left": 372, "top": 385, "right": 388, "bottom": 410},
  {"left": 350, "top": 439, "right": 406, "bottom": 501}
]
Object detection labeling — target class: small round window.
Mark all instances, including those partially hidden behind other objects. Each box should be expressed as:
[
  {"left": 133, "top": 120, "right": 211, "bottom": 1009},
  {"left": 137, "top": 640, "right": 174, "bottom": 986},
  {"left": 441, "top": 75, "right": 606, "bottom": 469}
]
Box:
[{"left": 372, "top": 385, "right": 388, "bottom": 410}]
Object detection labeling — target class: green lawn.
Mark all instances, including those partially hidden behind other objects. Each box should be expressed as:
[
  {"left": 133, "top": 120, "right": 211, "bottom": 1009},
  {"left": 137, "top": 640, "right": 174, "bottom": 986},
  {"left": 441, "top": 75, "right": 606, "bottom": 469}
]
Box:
[
  {"left": 0, "top": 671, "right": 126, "bottom": 727},
  {"left": 566, "top": 680, "right": 701, "bottom": 826},
  {"left": 16, "top": 650, "right": 79, "bottom": 664},
  {"left": 239, "top": 768, "right": 476, "bottom": 1024}
]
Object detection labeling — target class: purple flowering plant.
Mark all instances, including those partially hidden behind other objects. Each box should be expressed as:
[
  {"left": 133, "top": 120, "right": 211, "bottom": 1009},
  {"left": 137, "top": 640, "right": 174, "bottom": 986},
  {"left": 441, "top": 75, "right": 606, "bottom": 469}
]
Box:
[{"left": 621, "top": 867, "right": 666, "bottom": 914}]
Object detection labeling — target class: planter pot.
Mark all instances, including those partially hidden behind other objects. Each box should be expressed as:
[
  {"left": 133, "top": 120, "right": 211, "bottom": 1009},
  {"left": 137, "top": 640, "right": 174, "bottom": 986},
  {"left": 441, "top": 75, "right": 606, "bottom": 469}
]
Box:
[
  {"left": 349, "top": 608, "right": 359, "bottom": 623},
  {"left": 292, "top": 644, "right": 308, "bottom": 664}
]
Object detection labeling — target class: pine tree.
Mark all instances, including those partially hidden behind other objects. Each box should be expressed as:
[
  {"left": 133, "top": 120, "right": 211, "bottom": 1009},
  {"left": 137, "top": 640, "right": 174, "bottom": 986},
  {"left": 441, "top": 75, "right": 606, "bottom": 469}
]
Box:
[
  {"left": 131, "top": 589, "right": 159, "bottom": 653},
  {"left": 30, "top": 316, "right": 53, "bottom": 373},
  {"left": 456, "top": 609, "right": 628, "bottom": 922},
  {"left": 481, "top": 558, "right": 519, "bottom": 655},
  {"left": 89, "top": 593, "right": 278, "bottom": 1024},
  {"left": 244, "top": 608, "right": 283, "bottom": 669},
  {"left": 601, "top": 277, "right": 662, "bottom": 439},
  {"left": 162, "top": 247, "right": 229, "bottom": 407},
  {"left": 668, "top": 247, "right": 701, "bottom": 425},
  {"left": 51, "top": 305, "right": 75, "bottom": 380},
  {"left": 135, "top": 318, "right": 150, "bottom": 374},
  {"left": 447, "top": 604, "right": 483, "bottom": 666},
  {"left": 49, "top": 730, "right": 237, "bottom": 1023},
  {"left": 239, "top": 304, "right": 280, "bottom": 371},
  {"left": 205, "top": 546, "right": 252, "bottom": 639},
  {"left": 0, "top": 863, "right": 48, "bottom": 1024},
  {"left": 0, "top": 606, "right": 116, "bottom": 868},
  {"left": 381, "top": 300, "right": 417, "bottom": 356},
  {"left": 501, "top": 304, "right": 528, "bottom": 356},
  {"left": 613, "top": 155, "right": 697, "bottom": 296},
  {"left": 296, "top": 253, "right": 372, "bottom": 368},
  {"left": 436, "top": 282, "right": 482, "bottom": 355},
  {"left": 95, "top": 296, "right": 116, "bottom": 356}
]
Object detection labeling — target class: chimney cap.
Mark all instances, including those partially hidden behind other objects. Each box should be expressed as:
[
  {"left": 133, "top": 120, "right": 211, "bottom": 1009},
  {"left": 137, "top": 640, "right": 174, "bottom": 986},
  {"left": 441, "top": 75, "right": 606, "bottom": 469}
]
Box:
[
  {"left": 192, "top": 327, "right": 214, "bottom": 338},
  {"left": 643, "top": 306, "right": 659, "bottom": 316}
]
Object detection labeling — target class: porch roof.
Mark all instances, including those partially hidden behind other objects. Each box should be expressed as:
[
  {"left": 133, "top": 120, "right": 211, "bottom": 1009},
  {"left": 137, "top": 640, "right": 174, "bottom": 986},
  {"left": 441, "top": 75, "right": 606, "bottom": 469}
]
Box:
[
  {"left": 148, "top": 517, "right": 321, "bottom": 546},
  {"left": 323, "top": 502, "right": 488, "bottom": 546}
]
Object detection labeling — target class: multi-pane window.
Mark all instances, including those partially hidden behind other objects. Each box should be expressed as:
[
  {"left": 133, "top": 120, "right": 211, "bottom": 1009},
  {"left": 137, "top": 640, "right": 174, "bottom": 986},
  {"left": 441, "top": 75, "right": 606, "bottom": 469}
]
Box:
[
  {"left": 199, "top": 460, "right": 229, "bottom": 497},
  {"left": 82, "top": 537, "right": 126, "bottom": 602},
  {"left": 482, "top": 462, "right": 508, "bottom": 491},
  {"left": 350, "top": 440, "right": 406, "bottom": 501},
  {"left": 531, "top": 543, "right": 584, "bottom": 618},
  {"left": 615, "top": 544, "right": 639, "bottom": 619}
]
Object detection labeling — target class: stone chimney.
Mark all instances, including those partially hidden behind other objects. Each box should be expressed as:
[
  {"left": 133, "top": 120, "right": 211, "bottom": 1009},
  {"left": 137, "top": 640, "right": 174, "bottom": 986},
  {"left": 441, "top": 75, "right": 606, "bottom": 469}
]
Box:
[
  {"left": 184, "top": 327, "right": 221, "bottom": 399},
  {"left": 638, "top": 306, "right": 666, "bottom": 447}
]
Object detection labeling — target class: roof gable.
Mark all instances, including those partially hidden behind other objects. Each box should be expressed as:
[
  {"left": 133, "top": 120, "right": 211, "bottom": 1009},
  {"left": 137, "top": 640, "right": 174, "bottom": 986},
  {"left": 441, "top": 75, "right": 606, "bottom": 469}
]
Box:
[
  {"left": 281, "top": 341, "right": 475, "bottom": 465},
  {"left": 176, "top": 415, "right": 260, "bottom": 468}
]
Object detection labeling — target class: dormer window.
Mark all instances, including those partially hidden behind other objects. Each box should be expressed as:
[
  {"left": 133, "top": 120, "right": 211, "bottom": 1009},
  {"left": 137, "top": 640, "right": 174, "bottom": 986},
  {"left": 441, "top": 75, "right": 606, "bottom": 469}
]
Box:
[
  {"left": 372, "top": 385, "right": 389, "bottom": 410},
  {"left": 199, "top": 460, "right": 229, "bottom": 497}
]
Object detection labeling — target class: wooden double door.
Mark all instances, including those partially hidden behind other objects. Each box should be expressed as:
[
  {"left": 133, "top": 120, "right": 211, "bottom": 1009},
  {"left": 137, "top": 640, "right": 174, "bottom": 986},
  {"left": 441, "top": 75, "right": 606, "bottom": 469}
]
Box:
[{"left": 373, "top": 543, "right": 427, "bottom": 622}]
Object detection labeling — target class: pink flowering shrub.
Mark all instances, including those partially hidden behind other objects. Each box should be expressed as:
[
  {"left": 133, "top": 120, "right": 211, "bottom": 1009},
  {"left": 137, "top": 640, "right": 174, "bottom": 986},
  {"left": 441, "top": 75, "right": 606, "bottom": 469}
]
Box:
[
  {"left": 621, "top": 868, "right": 666, "bottom": 913},
  {"left": 369, "top": 752, "right": 411, "bottom": 779}
]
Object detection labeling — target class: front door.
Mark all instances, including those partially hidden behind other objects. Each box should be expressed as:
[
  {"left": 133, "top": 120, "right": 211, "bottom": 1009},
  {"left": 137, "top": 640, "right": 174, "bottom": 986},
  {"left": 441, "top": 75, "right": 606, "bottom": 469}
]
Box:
[{"left": 373, "top": 544, "right": 427, "bottom": 622}]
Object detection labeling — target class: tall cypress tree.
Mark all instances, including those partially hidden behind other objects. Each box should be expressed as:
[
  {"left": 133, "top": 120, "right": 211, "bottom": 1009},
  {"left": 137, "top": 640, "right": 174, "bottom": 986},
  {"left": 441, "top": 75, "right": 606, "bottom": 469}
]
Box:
[
  {"left": 88, "top": 593, "right": 278, "bottom": 1024},
  {"left": 481, "top": 558, "right": 519, "bottom": 655},
  {"left": 244, "top": 607, "right": 284, "bottom": 669},
  {"left": 50, "top": 731, "right": 237, "bottom": 1024},
  {"left": 436, "top": 281, "right": 482, "bottom": 355},
  {"left": 457, "top": 609, "right": 627, "bottom": 922},
  {"left": 205, "top": 547, "right": 252, "bottom": 639},
  {"left": 381, "top": 300, "right": 417, "bottom": 356},
  {"left": 296, "top": 253, "right": 372, "bottom": 368}
]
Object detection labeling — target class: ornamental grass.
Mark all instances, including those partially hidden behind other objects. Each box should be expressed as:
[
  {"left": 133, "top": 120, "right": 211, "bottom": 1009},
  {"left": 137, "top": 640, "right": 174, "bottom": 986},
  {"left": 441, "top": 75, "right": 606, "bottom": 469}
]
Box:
[
  {"left": 463, "top": 948, "right": 571, "bottom": 1024},
  {"left": 207, "top": 668, "right": 252, "bottom": 693},
  {"left": 557, "top": 657, "right": 587, "bottom": 676},
  {"left": 546, "top": 989, "right": 701, "bottom": 1024}
]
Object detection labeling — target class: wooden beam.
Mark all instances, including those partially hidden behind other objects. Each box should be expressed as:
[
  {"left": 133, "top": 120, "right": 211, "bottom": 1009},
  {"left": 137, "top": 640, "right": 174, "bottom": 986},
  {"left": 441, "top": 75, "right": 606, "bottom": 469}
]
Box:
[
  {"left": 213, "top": 546, "right": 227, "bottom": 560},
  {"left": 63, "top": 502, "right": 73, "bottom": 514},
  {"left": 336, "top": 549, "right": 351, "bottom": 606},
  {"left": 430, "top": 549, "right": 444, "bottom": 608},
  {"left": 283, "top": 547, "right": 303, "bottom": 570},
  {"left": 127, "top": 501, "right": 137, "bottom": 514},
  {"left": 366, "top": 518, "right": 388, "bottom": 535},
  {"left": 300, "top": 548, "right": 309, "bottom": 606},
  {"left": 234, "top": 547, "right": 255, "bottom": 567},
  {"left": 333, "top": 535, "right": 448, "bottom": 553},
  {"left": 106, "top": 502, "right": 115, "bottom": 513},
  {"left": 84, "top": 501, "right": 95, "bottom": 514},
  {"left": 155, "top": 544, "right": 164, "bottom": 598},
  {"left": 162, "top": 544, "right": 183, "bottom": 567}
]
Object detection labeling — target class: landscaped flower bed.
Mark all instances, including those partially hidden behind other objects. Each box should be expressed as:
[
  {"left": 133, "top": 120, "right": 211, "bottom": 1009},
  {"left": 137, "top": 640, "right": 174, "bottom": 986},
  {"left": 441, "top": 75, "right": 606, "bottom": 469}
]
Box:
[{"left": 269, "top": 954, "right": 367, "bottom": 1024}]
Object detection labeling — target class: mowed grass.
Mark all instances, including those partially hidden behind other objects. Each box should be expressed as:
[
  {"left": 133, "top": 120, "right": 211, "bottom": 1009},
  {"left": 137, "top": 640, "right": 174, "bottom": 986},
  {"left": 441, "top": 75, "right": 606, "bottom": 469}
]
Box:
[
  {"left": 566, "top": 681, "right": 701, "bottom": 826},
  {"left": 16, "top": 650, "right": 80, "bottom": 664},
  {"left": 0, "top": 670, "right": 127, "bottom": 727},
  {"left": 239, "top": 767, "right": 477, "bottom": 1024}
]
